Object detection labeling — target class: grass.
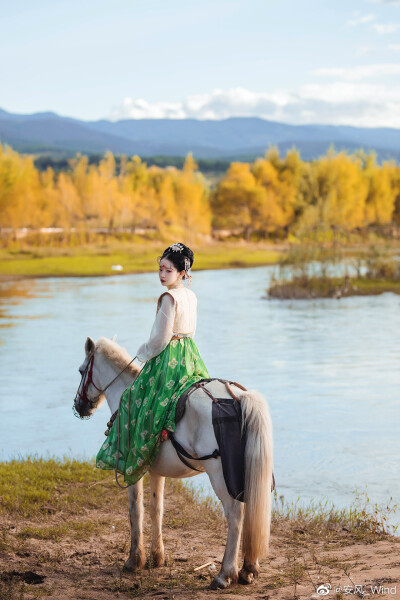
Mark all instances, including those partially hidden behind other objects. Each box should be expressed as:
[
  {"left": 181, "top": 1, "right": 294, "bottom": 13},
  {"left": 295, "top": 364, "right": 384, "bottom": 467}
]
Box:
[
  {"left": 1, "top": 458, "right": 397, "bottom": 535},
  {"left": 0, "top": 457, "right": 225, "bottom": 600},
  {"left": 0, "top": 456, "right": 114, "bottom": 517},
  {"left": 268, "top": 274, "right": 400, "bottom": 299},
  {"left": 17, "top": 521, "right": 102, "bottom": 541},
  {"left": 1, "top": 458, "right": 398, "bottom": 599},
  {"left": 272, "top": 490, "right": 399, "bottom": 541},
  {"left": 268, "top": 242, "right": 400, "bottom": 299},
  {"left": 0, "top": 241, "right": 281, "bottom": 278}
]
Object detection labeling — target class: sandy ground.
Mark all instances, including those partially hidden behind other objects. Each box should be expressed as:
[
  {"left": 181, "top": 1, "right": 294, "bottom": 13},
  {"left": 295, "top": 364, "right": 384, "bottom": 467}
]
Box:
[{"left": 1, "top": 477, "right": 399, "bottom": 600}]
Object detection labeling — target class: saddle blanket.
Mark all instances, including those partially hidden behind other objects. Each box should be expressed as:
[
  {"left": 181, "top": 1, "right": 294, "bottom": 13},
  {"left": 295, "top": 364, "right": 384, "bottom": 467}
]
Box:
[
  {"left": 174, "top": 378, "right": 275, "bottom": 501},
  {"left": 175, "top": 378, "right": 247, "bottom": 502}
]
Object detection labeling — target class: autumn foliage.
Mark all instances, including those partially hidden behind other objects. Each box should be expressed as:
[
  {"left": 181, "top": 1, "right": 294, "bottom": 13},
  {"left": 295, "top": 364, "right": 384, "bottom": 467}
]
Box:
[
  {"left": 211, "top": 148, "right": 400, "bottom": 238},
  {"left": 1, "top": 143, "right": 400, "bottom": 243}
]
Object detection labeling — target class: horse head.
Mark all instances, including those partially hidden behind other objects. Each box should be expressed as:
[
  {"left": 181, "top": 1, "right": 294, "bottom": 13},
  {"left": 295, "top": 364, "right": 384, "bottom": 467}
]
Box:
[
  {"left": 74, "top": 336, "right": 140, "bottom": 419},
  {"left": 74, "top": 336, "right": 106, "bottom": 418}
]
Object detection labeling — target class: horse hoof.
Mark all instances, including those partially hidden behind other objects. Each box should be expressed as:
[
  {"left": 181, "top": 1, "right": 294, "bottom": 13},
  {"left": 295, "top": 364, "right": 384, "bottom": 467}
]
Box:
[
  {"left": 209, "top": 575, "right": 230, "bottom": 589},
  {"left": 123, "top": 556, "right": 145, "bottom": 572},
  {"left": 239, "top": 568, "right": 254, "bottom": 585},
  {"left": 123, "top": 560, "right": 135, "bottom": 572},
  {"left": 146, "top": 553, "right": 165, "bottom": 568}
]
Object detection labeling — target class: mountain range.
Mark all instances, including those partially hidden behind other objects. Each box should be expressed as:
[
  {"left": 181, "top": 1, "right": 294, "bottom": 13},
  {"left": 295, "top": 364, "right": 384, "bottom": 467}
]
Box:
[{"left": 0, "top": 107, "right": 399, "bottom": 162}]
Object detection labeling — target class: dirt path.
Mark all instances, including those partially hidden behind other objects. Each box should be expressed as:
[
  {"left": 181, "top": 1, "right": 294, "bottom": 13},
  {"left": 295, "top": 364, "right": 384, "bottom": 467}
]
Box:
[{"left": 1, "top": 474, "right": 399, "bottom": 600}]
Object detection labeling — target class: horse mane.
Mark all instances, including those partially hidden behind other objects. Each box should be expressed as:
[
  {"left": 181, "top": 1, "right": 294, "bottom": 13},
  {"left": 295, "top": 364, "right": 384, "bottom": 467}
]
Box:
[{"left": 95, "top": 337, "right": 141, "bottom": 378}]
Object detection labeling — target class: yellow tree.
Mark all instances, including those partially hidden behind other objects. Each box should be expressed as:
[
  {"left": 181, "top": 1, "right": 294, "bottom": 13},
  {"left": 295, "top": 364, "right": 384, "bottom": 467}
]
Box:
[
  {"left": 56, "top": 172, "right": 83, "bottom": 229},
  {"left": 69, "top": 154, "right": 96, "bottom": 224},
  {"left": 250, "top": 148, "right": 305, "bottom": 235},
  {"left": 252, "top": 158, "right": 285, "bottom": 231},
  {"left": 0, "top": 144, "right": 41, "bottom": 230},
  {"left": 99, "top": 152, "right": 120, "bottom": 230},
  {"left": 311, "top": 151, "right": 367, "bottom": 230},
  {"left": 211, "top": 162, "right": 266, "bottom": 239},
  {"left": 389, "top": 164, "right": 400, "bottom": 226},
  {"left": 157, "top": 169, "right": 179, "bottom": 235},
  {"left": 37, "top": 167, "right": 59, "bottom": 227},
  {"left": 173, "top": 153, "right": 211, "bottom": 238},
  {"left": 361, "top": 153, "right": 395, "bottom": 225},
  {"left": 123, "top": 156, "right": 156, "bottom": 231}
]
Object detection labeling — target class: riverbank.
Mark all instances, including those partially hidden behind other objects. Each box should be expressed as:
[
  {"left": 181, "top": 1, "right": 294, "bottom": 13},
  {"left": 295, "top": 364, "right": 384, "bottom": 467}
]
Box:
[
  {"left": 268, "top": 275, "right": 400, "bottom": 299},
  {"left": 1, "top": 459, "right": 398, "bottom": 599},
  {"left": 0, "top": 242, "right": 282, "bottom": 280}
]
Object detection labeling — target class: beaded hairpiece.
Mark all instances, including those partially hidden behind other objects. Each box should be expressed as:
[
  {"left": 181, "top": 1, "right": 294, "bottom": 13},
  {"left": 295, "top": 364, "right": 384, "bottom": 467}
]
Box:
[
  {"left": 164, "top": 243, "right": 192, "bottom": 283},
  {"left": 169, "top": 243, "right": 184, "bottom": 252}
]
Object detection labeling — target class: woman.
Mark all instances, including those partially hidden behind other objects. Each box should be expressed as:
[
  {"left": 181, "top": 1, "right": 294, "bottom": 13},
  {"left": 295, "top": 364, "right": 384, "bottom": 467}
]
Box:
[{"left": 96, "top": 242, "right": 209, "bottom": 485}]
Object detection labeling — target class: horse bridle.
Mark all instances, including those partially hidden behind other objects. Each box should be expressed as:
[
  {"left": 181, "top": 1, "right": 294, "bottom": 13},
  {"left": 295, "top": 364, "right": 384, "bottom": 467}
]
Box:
[{"left": 74, "top": 351, "right": 137, "bottom": 416}]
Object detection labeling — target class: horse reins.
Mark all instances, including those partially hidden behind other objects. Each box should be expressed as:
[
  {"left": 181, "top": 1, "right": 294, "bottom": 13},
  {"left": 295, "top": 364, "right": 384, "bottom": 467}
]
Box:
[
  {"left": 75, "top": 352, "right": 138, "bottom": 408},
  {"left": 74, "top": 349, "right": 142, "bottom": 488}
]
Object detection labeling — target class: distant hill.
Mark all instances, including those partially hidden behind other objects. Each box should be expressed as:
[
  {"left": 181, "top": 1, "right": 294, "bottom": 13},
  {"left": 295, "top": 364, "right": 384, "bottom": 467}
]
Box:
[{"left": 0, "top": 108, "right": 399, "bottom": 162}]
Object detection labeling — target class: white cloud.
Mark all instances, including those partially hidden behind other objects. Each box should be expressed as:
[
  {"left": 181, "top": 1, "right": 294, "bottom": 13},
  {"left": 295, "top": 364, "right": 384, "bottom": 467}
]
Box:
[
  {"left": 109, "top": 89, "right": 295, "bottom": 122},
  {"left": 389, "top": 43, "right": 400, "bottom": 50},
  {"left": 108, "top": 83, "right": 400, "bottom": 128},
  {"left": 346, "top": 13, "right": 376, "bottom": 27},
  {"left": 311, "top": 63, "right": 400, "bottom": 80},
  {"left": 372, "top": 22, "right": 400, "bottom": 33},
  {"left": 355, "top": 44, "right": 376, "bottom": 57}
]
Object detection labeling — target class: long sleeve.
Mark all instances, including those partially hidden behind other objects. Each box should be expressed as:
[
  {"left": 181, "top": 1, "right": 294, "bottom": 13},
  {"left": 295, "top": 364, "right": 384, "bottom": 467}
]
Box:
[{"left": 136, "top": 294, "right": 175, "bottom": 363}]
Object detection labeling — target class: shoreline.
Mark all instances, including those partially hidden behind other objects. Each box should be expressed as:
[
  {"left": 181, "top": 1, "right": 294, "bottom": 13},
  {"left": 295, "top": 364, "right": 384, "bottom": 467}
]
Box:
[
  {"left": 1, "top": 458, "right": 399, "bottom": 599},
  {"left": 0, "top": 262, "right": 277, "bottom": 283},
  {"left": 268, "top": 276, "right": 400, "bottom": 299},
  {"left": 0, "top": 244, "right": 282, "bottom": 281}
]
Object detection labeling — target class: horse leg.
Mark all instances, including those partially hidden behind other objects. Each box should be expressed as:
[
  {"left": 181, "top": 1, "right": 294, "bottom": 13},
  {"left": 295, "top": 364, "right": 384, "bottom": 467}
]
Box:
[
  {"left": 206, "top": 462, "right": 244, "bottom": 589},
  {"left": 238, "top": 557, "right": 260, "bottom": 584},
  {"left": 123, "top": 480, "right": 146, "bottom": 571},
  {"left": 149, "top": 471, "right": 165, "bottom": 567}
]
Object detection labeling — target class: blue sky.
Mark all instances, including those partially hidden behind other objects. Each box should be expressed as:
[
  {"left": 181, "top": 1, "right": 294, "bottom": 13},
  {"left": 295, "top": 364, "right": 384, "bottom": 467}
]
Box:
[{"left": 1, "top": 0, "right": 400, "bottom": 126}]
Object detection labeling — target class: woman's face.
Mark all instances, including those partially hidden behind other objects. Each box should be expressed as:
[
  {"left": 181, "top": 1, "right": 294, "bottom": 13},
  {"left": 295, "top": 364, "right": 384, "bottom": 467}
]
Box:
[{"left": 159, "top": 258, "right": 184, "bottom": 288}]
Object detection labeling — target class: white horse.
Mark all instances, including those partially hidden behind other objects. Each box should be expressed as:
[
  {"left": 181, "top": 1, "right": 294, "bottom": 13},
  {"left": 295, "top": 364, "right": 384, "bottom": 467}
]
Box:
[{"left": 74, "top": 336, "right": 273, "bottom": 590}]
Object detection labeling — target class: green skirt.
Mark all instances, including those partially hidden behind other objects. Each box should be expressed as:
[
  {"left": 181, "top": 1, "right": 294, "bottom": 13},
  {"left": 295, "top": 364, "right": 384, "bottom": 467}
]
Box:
[{"left": 96, "top": 337, "right": 209, "bottom": 486}]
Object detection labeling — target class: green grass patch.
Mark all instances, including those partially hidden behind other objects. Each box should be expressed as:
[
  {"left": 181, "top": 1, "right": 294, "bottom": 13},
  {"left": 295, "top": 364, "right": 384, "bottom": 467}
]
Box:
[
  {"left": 17, "top": 520, "right": 101, "bottom": 541},
  {"left": 268, "top": 275, "right": 400, "bottom": 299},
  {"left": 269, "top": 242, "right": 400, "bottom": 299},
  {"left": 273, "top": 490, "right": 399, "bottom": 541},
  {"left": 0, "top": 242, "right": 280, "bottom": 278},
  {"left": 0, "top": 456, "right": 114, "bottom": 517},
  {"left": 352, "top": 277, "right": 400, "bottom": 294},
  {"left": 1, "top": 458, "right": 397, "bottom": 545},
  {"left": 0, "top": 457, "right": 223, "bottom": 532}
]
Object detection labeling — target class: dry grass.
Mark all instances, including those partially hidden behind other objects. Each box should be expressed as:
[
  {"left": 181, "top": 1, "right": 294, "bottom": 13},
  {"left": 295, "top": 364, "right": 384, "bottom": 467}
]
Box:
[{"left": 0, "top": 459, "right": 399, "bottom": 600}]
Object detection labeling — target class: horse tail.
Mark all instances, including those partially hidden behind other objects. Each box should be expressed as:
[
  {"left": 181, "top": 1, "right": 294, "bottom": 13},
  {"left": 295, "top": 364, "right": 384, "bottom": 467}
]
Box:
[{"left": 239, "top": 390, "right": 273, "bottom": 563}]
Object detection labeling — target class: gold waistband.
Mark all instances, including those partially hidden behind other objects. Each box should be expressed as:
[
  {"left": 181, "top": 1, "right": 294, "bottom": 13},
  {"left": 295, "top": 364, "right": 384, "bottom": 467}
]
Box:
[{"left": 171, "top": 333, "right": 192, "bottom": 339}]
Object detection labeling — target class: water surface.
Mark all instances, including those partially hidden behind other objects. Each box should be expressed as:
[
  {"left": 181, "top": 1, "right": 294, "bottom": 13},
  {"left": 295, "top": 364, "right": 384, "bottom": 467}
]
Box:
[{"left": 0, "top": 268, "right": 399, "bottom": 525}]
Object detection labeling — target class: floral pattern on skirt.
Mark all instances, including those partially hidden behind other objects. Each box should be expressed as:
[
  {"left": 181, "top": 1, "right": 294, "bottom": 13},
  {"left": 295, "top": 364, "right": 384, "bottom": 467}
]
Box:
[{"left": 96, "top": 337, "right": 209, "bottom": 486}]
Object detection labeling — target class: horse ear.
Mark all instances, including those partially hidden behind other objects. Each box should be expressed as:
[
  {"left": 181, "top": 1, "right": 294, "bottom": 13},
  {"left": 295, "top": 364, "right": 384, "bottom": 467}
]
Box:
[{"left": 85, "top": 337, "right": 95, "bottom": 356}]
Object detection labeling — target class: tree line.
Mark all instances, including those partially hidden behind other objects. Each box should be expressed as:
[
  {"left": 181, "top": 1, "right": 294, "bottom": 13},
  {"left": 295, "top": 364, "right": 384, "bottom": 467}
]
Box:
[{"left": 1, "top": 143, "right": 400, "bottom": 243}]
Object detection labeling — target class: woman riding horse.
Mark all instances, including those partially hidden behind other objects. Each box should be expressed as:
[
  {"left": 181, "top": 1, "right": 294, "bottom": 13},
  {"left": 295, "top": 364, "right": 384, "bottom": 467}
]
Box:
[{"left": 96, "top": 242, "right": 209, "bottom": 486}]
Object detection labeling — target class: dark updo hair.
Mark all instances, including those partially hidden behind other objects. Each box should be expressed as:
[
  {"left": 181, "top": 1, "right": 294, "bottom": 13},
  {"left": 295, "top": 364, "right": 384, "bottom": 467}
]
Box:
[{"left": 159, "top": 243, "right": 194, "bottom": 279}]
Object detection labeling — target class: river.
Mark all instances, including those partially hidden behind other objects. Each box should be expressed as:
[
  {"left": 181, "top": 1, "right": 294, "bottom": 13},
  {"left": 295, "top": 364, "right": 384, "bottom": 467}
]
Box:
[{"left": 0, "top": 267, "right": 399, "bottom": 527}]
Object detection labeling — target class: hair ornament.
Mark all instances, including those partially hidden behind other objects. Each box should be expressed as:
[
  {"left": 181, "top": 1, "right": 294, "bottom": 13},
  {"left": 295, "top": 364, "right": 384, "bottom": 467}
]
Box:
[
  {"left": 184, "top": 257, "right": 192, "bottom": 283},
  {"left": 169, "top": 243, "right": 184, "bottom": 253}
]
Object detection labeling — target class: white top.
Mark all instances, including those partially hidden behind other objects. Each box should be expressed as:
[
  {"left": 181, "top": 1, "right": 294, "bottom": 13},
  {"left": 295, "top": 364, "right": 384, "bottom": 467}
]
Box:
[{"left": 136, "top": 285, "right": 197, "bottom": 363}]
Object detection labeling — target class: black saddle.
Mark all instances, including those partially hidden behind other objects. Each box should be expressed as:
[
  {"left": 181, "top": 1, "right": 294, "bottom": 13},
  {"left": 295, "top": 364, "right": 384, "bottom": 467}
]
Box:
[{"left": 171, "top": 378, "right": 275, "bottom": 501}]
